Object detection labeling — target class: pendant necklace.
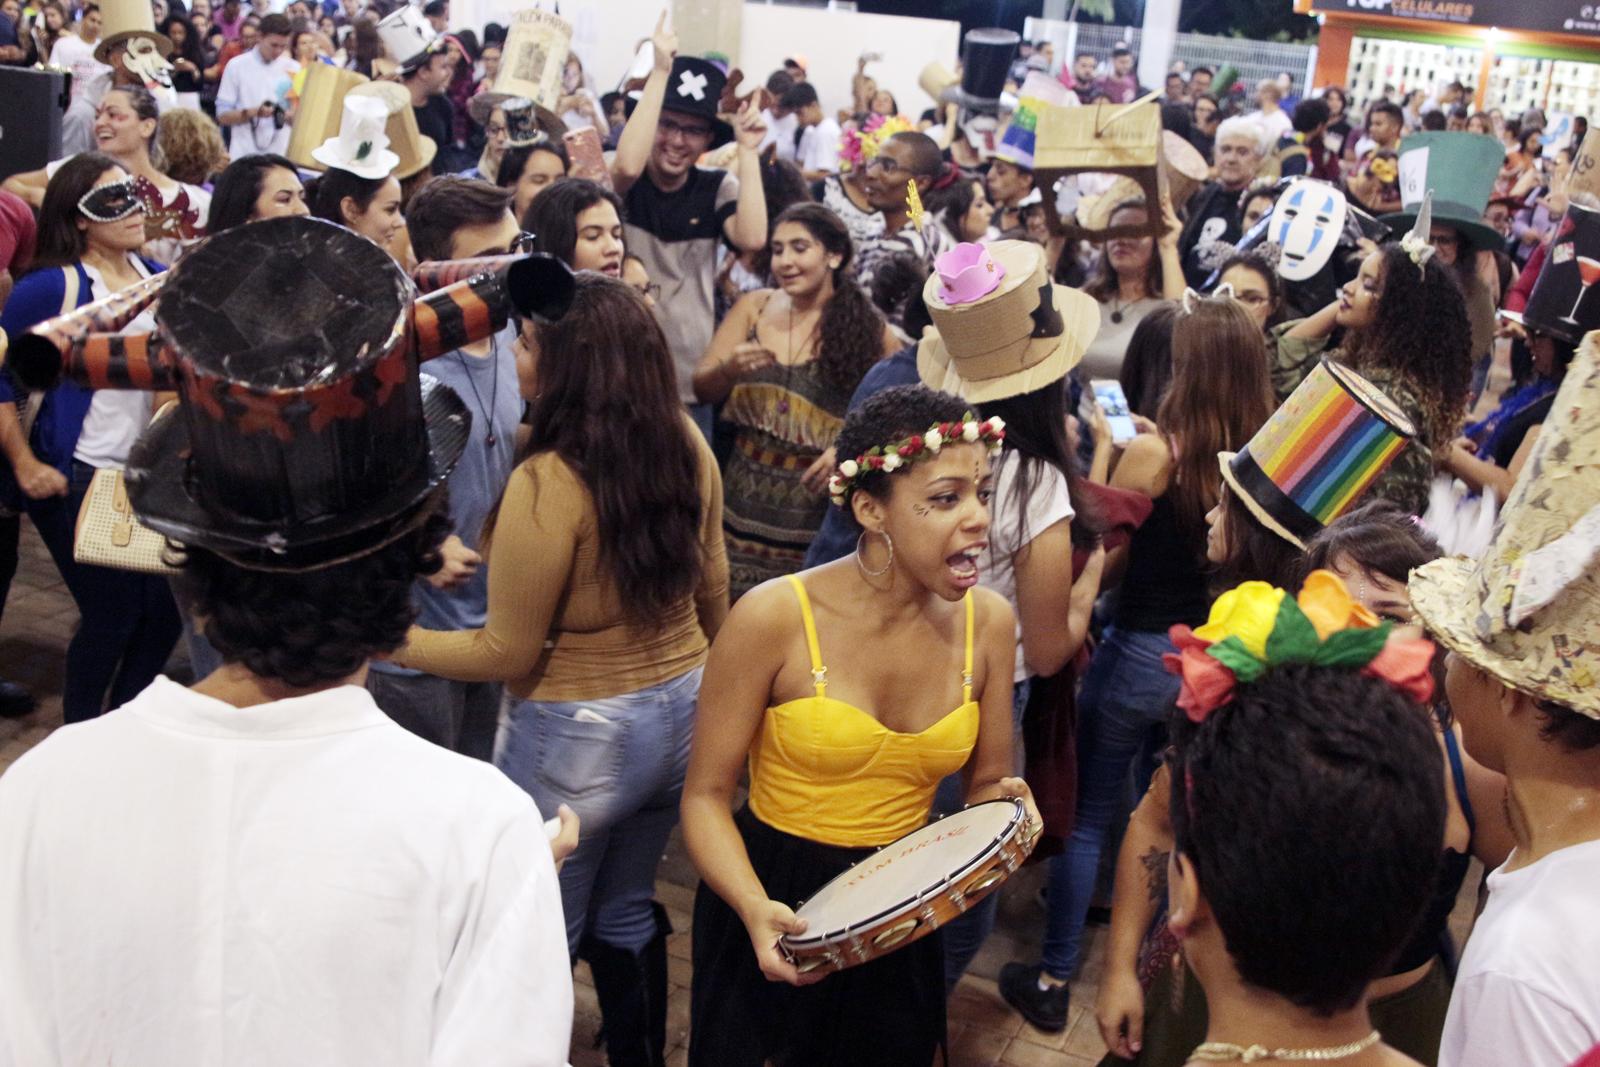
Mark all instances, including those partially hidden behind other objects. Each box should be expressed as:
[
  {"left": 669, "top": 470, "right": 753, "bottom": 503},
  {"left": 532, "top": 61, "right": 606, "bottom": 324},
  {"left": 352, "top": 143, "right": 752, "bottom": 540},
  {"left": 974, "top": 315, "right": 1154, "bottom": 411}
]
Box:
[
  {"left": 455, "top": 333, "right": 502, "bottom": 450},
  {"left": 1110, "top": 296, "right": 1126, "bottom": 325},
  {"left": 778, "top": 302, "right": 819, "bottom": 416},
  {"left": 1190, "top": 1029, "right": 1382, "bottom": 1062}
]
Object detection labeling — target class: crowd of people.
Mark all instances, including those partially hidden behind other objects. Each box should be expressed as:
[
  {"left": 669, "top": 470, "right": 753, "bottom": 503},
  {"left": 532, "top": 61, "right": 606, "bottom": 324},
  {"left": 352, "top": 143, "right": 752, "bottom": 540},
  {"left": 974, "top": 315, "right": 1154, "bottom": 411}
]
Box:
[{"left": 0, "top": 3, "right": 1597, "bottom": 1066}]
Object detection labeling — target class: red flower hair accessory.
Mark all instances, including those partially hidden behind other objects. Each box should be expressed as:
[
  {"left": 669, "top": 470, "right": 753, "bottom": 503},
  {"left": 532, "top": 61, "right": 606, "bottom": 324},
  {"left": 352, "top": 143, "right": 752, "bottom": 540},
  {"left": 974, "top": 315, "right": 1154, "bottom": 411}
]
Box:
[{"left": 828, "top": 414, "right": 1005, "bottom": 508}]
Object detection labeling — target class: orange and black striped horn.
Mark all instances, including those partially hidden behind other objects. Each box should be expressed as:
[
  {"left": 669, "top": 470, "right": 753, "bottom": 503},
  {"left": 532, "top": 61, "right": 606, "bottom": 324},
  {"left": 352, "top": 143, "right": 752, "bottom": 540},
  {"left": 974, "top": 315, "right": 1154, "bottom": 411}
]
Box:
[
  {"left": 9, "top": 273, "right": 175, "bottom": 391},
  {"left": 410, "top": 253, "right": 575, "bottom": 362}
]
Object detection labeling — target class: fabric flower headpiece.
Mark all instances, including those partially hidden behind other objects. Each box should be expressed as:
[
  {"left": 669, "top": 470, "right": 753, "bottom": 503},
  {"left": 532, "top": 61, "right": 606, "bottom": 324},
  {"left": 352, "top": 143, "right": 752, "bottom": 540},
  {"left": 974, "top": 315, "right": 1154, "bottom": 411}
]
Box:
[
  {"left": 838, "top": 113, "right": 913, "bottom": 172},
  {"left": 1163, "top": 571, "right": 1436, "bottom": 722},
  {"left": 828, "top": 415, "right": 1005, "bottom": 508}
]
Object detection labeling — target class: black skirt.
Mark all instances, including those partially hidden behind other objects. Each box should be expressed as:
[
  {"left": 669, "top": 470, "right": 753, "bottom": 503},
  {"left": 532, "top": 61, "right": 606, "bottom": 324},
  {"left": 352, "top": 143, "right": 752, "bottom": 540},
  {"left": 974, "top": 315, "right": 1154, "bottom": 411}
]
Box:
[{"left": 689, "top": 807, "right": 947, "bottom": 1067}]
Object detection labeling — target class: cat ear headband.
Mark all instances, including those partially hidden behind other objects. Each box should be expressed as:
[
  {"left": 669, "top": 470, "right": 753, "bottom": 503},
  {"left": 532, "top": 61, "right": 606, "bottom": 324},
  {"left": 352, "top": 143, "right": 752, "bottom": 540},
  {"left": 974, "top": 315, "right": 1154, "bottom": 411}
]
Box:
[{"left": 1181, "top": 283, "right": 1235, "bottom": 314}]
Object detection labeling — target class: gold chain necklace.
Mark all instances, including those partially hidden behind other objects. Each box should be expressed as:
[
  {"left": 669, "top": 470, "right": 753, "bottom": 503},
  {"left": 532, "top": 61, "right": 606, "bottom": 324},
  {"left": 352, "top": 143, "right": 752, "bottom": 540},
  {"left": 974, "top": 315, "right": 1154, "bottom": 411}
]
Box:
[{"left": 1190, "top": 1030, "right": 1381, "bottom": 1062}]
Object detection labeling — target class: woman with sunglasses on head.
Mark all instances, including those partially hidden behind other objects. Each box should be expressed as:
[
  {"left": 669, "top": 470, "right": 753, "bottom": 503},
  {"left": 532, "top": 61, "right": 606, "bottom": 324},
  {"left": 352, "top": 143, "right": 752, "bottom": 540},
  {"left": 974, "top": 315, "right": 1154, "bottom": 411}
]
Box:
[
  {"left": 0, "top": 154, "right": 182, "bottom": 724},
  {"left": 4, "top": 86, "right": 209, "bottom": 267},
  {"left": 682, "top": 383, "right": 1037, "bottom": 1067}
]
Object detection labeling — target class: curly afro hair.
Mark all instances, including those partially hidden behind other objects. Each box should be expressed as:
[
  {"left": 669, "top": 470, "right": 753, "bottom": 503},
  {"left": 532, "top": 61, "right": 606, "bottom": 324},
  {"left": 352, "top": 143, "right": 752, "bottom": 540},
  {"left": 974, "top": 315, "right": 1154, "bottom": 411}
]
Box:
[
  {"left": 831, "top": 384, "right": 972, "bottom": 529},
  {"left": 1348, "top": 246, "right": 1473, "bottom": 453},
  {"left": 1169, "top": 663, "right": 1445, "bottom": 1015},
  {"left": 175, "top": 505, "right": 452, "bottom": 687}
]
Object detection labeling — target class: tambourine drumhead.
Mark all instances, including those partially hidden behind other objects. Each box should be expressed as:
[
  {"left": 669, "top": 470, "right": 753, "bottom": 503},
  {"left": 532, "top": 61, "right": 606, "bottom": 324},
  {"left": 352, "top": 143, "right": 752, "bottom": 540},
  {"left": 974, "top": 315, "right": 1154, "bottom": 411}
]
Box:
[
  {"left": 785, "top": 800, "right": 1023, "bottom": 947},
  {"left": 1325, "top": 359, "right": 1416, "bottom": 437}
]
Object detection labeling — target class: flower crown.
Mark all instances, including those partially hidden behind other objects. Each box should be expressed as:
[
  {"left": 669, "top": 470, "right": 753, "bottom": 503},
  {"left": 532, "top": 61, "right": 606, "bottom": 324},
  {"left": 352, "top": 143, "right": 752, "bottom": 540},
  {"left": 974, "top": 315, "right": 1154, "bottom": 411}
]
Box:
[
  {"left": 828, "top": 415, "right": 1006, "bottom": 508},
  {"left": 1163, "top": 571, "right": 1436, "bottom": 722},
  {"left": 838, "top": 113, "right": 913, "bottom": 172}
]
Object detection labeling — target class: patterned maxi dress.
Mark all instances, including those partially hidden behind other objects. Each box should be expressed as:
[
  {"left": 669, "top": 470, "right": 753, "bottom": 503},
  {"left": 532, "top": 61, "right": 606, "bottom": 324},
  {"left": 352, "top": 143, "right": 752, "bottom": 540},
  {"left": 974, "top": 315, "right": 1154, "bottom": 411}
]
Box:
[{"left": 720, "top": 352, "right": 851, "bottom": 601}]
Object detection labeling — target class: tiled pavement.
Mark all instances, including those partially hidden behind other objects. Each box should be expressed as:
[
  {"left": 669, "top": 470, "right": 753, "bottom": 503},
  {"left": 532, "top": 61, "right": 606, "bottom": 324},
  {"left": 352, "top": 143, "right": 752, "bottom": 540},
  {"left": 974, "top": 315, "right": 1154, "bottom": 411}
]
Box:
[{"left": 0, "top": 518, "right": 1482, "bottom": 1067}]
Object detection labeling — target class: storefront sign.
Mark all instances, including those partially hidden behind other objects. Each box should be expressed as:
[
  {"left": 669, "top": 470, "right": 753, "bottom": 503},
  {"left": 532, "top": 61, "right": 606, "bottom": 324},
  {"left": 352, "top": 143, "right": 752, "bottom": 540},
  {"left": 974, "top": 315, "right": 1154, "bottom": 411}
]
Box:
[{"left": 1315, "top": 0, "right": 1600, "bottom": 36}]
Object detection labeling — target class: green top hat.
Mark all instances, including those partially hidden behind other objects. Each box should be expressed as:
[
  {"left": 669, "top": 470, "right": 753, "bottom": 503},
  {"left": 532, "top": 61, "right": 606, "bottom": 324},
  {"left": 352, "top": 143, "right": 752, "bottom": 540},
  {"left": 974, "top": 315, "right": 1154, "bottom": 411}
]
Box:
[{"left": 1379, "top": 132, "right": 1506, "bottom": 252}]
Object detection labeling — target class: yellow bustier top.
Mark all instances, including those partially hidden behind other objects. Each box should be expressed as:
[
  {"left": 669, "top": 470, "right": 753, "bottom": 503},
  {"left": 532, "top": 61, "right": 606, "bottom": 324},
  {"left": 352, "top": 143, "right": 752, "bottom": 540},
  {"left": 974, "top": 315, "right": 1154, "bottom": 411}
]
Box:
[{"left": 746, "top": 575, "right": 981, "bottom": 849}]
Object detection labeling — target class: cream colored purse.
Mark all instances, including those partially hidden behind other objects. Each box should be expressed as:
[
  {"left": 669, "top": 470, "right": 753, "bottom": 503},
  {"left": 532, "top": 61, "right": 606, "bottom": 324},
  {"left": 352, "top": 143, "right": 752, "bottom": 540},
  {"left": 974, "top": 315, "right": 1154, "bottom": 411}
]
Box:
[{"left": 72, "top": 404, "right": 177, "bottom": 575}]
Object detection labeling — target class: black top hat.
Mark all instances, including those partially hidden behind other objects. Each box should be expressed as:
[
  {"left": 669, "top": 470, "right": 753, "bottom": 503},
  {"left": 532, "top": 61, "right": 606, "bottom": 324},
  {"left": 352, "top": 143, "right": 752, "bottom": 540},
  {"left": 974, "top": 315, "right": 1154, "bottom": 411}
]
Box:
[
  {"left": 951, "top": 28, "right": 1019, "bottom": 114},
  {"left": 1524, "top": 202, "right": 1600, "bottom": 345},
  {"left": 655, "top": 56, "right": 734, "bottom": 149}
]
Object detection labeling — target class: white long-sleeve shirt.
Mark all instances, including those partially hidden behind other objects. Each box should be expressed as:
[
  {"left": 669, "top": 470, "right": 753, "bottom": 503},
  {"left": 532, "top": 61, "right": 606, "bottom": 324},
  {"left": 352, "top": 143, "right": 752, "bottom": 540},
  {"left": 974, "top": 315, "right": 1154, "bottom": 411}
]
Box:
[{"left": 0, "top": 676, "right": 572, "bottom": 1067}]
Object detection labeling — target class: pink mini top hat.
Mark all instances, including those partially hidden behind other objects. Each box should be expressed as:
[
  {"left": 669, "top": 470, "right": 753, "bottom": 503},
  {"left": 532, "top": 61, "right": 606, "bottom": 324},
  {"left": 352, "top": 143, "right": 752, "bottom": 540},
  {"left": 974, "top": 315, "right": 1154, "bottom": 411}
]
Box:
[{"left": 936, "top": 243, "right": 1006, "bottom": 305}]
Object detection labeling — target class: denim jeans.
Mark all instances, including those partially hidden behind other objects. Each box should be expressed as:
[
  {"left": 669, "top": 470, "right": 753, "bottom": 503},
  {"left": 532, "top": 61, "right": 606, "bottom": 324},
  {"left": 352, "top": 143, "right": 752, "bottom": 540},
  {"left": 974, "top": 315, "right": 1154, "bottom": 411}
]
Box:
[
  {"left": 496, "top": 666, "right": 702, "bottom": 954},
  {"left": 934, "top": 678, "right": 1031, "bottom": 992},
  {"left": 1041, "top": 627, "right": 1178, "bottom": 979},
  {"left": 366, "top": 670, "right": 500, "bottom": 760},
  {"left": 27, "top": 461, "right": 182, "bottom": 722}
]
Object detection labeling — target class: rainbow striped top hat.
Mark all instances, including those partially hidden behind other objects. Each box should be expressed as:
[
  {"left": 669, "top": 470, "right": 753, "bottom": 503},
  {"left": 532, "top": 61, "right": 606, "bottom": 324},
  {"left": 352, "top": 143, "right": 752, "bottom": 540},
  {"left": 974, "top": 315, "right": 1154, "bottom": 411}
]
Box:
[{"left": 1219, "top": 358, "right": 1416, "bottom": 549}]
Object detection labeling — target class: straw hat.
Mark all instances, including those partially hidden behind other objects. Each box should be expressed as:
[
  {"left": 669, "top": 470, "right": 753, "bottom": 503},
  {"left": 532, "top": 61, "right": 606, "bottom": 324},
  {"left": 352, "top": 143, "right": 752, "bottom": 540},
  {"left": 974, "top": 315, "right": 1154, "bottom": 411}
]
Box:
[
  {"left": 917, "top": 240, "right": 1099, "bottom": 404},
  {"left": 1218, "top": 358, "right": 1417, "bottom": 549},
  {"left": 347, "top": 81, "right": 437, "bottom": 180},
  {"left": 95, "top": 0, "right": 172, "bottom": 64},
  {"left": 1410, "top": 334, "right": 1600, "bottom": 717},
  {"left": 312, "top": 95, "right": 401, "bottom": 180}
]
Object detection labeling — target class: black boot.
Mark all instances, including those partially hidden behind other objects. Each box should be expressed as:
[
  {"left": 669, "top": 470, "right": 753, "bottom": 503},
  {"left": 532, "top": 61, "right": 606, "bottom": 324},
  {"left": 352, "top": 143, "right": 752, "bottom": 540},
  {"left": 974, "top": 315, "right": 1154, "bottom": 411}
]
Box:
[{"left": 581, "top": 903, "right": 672, "bottom": 1067}]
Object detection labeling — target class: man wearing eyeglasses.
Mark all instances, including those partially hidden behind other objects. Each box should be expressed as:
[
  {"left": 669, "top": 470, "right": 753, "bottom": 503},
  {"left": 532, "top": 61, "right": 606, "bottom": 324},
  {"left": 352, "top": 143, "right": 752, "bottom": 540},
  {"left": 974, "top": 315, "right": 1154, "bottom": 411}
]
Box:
[
  {"left": 854, "top": 130, "right": 950, "bottom": 317},
  {"left": 612, "top": 13, "right": 768, "bottom": 441}
]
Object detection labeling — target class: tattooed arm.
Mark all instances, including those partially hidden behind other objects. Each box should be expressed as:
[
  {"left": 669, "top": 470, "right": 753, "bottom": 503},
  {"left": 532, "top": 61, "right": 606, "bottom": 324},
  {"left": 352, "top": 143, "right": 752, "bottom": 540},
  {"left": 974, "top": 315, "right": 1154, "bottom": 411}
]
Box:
[{"left": 1096, "top": 764, "right": 1177, "bottom": 1060}]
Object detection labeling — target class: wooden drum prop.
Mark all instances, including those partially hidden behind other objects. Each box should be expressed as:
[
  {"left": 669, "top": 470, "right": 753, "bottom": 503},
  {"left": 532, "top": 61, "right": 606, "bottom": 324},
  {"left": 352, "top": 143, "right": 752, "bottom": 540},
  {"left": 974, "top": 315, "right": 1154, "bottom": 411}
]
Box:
[{"left": 779, "top": 799, "right": 1039, "bottom": 976}]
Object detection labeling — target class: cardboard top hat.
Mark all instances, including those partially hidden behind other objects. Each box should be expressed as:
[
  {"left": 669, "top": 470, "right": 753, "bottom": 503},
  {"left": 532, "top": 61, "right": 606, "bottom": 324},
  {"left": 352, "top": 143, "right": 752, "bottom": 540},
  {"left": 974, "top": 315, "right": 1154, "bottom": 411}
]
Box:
[
  {"left": 494, "top": 7, "right": 573, "bottom": 113},
  {"left": 919, "top": 62, "right": 959, "bottom": 108},
  {"left": 623, "top": 56, "right": 732, "bottom": 149},
  {"left": 286, "top": 63, "right": 371, "bottom": 172},
  {"left": 377, "top": 4, "right": 445, "bottom": 74},
  {"left": 947, "top": 28, "right": 1019, "bottom": 115},
  {"left": 312, "top": 94, "right": 402, "bottom": 180},
  {"left": 1219, "top": 358, "right": 1417, "bottom": 550},
  {"left": 917, "top": 241, "right": 1099, "bottom": 405},
  {"left": 347, "top": 81, "right": 437, "bottom": 179},
  {"left": 95, "top": 0, "right": 172, "bottom": 67},
  {"left": 1410, "top": 334, "right": 1600, "bottom": 718},
  {"left": 1034, "top": 95, "right": 1163, "bottom": 240},
  {"left": 1523, "top": 201, "right": 1600, "bottom": 346},
  {"left": 8, "top": 225, "right": 577, "bottom": 566},
  {"left": 467, "top": 92, "right": 565, "bottom": 145},
  {"left": 1379, "top": 132, "right": 1506, "bottom": 252}
]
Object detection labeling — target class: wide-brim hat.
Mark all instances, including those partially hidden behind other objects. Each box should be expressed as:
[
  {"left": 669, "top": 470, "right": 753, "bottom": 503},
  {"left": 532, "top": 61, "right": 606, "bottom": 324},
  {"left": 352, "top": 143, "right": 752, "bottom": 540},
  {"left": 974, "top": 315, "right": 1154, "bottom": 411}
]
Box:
[
  {"left": 628, "top": 56, "right": 733, "bottom": 149},
  {"left": 1410, "top": 334, "right": 1600, "bottom": 717},
  {"left": 1523, "top": 201, "right": 1600, "bottom": 345},
  {"left": 467, "top": 91, "right": 565, "bottom": 144},
  {"left": 348, "top": 81, "right": 437, "bottom": 179},
  {"left": 917, "top": 240, "right": 1099, "bottom": 404},
  {"left": 311, "top": 94, "right": 401, "bottom": 180},
  {"left": 1380, "top": 131, "right": 1506, "bottom": 252},
  {"left": 94, "top": 0, "right": 172, "bottom": 64},
  {"left": 123, "top": 217, "right": 470, "bottom": 571},
  {"left": 1218, "top": 358, "right": 1417, "bottom": 549}
]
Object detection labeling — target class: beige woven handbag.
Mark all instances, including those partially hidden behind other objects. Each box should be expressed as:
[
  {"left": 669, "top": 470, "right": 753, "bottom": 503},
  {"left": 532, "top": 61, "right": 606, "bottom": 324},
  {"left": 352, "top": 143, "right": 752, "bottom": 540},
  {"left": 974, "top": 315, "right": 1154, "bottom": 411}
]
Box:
[{"left": 72, "top": 404, "right": 177, "bottom": 575}]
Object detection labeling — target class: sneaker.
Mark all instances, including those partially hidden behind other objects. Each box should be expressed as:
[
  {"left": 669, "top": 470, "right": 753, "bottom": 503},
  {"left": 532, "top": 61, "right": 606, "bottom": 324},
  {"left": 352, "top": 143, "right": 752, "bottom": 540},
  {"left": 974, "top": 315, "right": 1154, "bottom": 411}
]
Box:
[{"left": 998, "top": 961, "right": 1070, "bottom": 1032}]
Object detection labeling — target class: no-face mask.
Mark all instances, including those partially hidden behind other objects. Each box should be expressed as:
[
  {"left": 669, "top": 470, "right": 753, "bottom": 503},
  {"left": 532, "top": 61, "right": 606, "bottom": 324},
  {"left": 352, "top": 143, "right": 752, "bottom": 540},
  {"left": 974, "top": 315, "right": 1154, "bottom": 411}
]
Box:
[
  {"left": 1270, "top": 178, "right": 1347, "bottom": 282},
  {"left": 124, "top": 34, "right": 174, "bottom": 89},
  {"left": 78, "top": 177, "right": 143, "bottom": 222}
]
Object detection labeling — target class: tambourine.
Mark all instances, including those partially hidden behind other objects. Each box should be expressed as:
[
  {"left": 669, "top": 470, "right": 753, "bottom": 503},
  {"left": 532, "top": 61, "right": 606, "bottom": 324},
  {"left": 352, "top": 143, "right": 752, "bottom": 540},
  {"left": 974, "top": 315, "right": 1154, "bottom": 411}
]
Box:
[{"left": 779, "top": 798, "right": 1039, "bottom": 977}]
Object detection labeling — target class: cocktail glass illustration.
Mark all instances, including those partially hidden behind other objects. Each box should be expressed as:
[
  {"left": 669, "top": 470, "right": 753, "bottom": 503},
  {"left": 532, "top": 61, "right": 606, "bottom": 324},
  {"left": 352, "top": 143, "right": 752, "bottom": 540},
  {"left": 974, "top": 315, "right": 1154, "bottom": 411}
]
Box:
[{"left": 1563, "top": 256, "right": 1600, "bottom": 324}]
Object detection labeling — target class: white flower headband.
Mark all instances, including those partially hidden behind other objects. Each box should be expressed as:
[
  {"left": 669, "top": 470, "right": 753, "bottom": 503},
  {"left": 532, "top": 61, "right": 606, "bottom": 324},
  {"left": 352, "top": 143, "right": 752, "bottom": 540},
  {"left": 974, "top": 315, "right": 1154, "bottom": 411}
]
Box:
[
  {"left": 1400, "top": 188, "right": 1437, "bottom": 276},
  {"left": 828, "top": 415, "right": 1006, "bottom": 508}
]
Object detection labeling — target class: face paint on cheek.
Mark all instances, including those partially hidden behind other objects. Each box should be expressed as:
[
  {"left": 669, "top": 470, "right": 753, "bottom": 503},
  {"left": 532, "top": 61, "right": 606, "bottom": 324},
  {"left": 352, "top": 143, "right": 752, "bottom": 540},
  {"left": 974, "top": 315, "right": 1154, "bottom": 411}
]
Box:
[{"left": 912, "top": 503, "right": 932, "bottom": 518}]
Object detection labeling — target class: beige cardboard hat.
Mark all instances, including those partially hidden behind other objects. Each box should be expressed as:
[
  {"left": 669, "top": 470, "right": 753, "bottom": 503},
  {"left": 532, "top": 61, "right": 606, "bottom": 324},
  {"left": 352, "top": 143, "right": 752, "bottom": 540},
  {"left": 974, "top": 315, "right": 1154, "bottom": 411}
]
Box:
[
  {"left": 495, "top": 8, "right": 573, "bottom": 111},
  {"left": 917, "top": 240, "right": 1099, "bottom": 404},
  {"left": 919, "top": 62, "right": 959, "bottom": 105},
  {"left": 286, "top": 63, "right": 370, "bottom": 171},
  {"left": 95, "top": 0, "right": 172, "bottom": 64},
  {"left": 1410, "top": 334, "right": 1600, "bottom": 717},
  {"left": 347, "top": 81, "right": 437, "bottom": 179}
]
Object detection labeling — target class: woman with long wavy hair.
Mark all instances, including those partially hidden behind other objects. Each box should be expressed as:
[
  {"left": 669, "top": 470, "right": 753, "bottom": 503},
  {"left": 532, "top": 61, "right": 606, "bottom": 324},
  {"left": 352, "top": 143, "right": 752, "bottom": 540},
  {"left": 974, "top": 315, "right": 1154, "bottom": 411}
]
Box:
[
  {"left": 392, "top": 274, "right": 728, "bottom": 1067},
  {"left": 693, "top": 202, "right": 899, "bottom": 598},
  {"left": 999, "top": 292, "right": 1275, "bottom": 1030},
  {"left": 1274, "top": 244, "right": 1473, "bottom": 516}
]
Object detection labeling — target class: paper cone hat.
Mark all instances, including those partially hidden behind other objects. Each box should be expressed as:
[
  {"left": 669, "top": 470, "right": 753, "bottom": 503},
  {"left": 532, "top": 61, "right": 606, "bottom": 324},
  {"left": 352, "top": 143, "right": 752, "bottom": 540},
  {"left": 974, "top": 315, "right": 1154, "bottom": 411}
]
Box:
[
  {"left": 347, "top": 81, "right": 436, "bottom": 179},
  {"left": 1219, "top": 358, "right": 1417, "bottom": 549},
  {"left": 1410, "top": 335, "right": 1600, "bottom": 717},
  {"left": 95, "top": 0, "right": 172, "bottom": 64},
  {"left": 918, "top": 240, "right": 1099, "bottom": 404},
  {"left": 286, "top": 64, "right": 370, "bottom": 171},
  {"left": 1380, "top": 132, "right": 1505, "bottom": 251},
  {"left": 1523, "top": 202, "right": 1600, "bottom": 345}
]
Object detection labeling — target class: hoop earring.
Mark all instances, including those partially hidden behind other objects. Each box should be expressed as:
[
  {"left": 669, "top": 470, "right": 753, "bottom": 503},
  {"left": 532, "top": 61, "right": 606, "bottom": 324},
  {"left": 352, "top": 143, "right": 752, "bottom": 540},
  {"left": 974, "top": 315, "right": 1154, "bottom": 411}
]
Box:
[{"left": 856, "top": 529, "right": 893, "bottom": 578}]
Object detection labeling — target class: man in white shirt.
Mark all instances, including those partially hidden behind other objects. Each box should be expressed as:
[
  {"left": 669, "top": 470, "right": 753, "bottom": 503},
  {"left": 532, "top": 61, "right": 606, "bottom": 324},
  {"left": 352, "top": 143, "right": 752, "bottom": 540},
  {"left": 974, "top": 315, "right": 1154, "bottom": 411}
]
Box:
[
  {"left": 216, "top": 11, "right": 298, "bottom": 158},
  {"left": 1410, "top": 335, "right": 1600, "bottom": 1067},
  {"left": 785, "top": 82, "right": 839, "bottom": 181},
  {"left": 0, "top": 219, "right": 577, "bottom": 1067},
  {"left": 48, "top": 3, "right": 110, "bottom": 105}
]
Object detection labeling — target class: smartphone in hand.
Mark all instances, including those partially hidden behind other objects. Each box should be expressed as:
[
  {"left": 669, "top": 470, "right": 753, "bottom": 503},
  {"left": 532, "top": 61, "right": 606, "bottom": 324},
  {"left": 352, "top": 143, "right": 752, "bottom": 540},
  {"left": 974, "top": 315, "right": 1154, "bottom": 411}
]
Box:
[{"left": 1091, "top": 378, "right": 1138, "bottom": 445}]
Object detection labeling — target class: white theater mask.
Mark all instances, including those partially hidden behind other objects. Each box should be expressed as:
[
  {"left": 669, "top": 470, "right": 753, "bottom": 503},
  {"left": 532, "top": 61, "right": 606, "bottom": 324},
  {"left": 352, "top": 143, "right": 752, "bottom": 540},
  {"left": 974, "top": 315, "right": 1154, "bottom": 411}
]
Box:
[{"left": 1270, "top": 178, "right": 1347, "bottom": 282}]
